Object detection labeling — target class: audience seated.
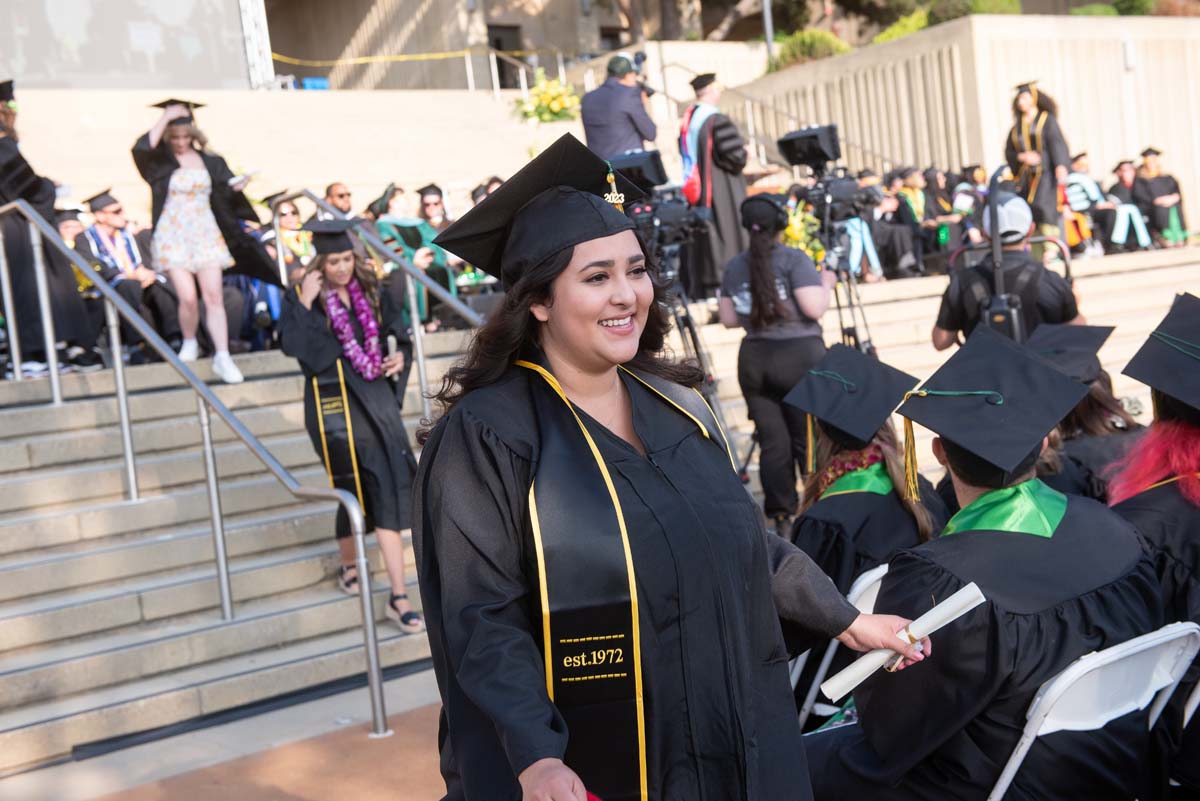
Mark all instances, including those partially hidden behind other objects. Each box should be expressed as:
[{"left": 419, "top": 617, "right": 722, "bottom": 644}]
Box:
[
  {"left": 1063, "top": 152, "right": 1113, "bottom": 256},
  {"left": 1106, "top": 159, "right": 1154, "bottom": 251},
  {"left": 1135, "top": 147, "right": 1188, "bottom": 248},
  {"left": 869, "top": 171, "right": 921, "bottom": 279}
]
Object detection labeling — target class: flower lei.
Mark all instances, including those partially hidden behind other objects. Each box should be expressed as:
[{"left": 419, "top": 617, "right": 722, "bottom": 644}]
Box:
[
  {"left": 323, "top": 277, "right": 382, "bottom": 380},
  {"left": 817, "top": 443, "right": 885, "bottom": 496}
]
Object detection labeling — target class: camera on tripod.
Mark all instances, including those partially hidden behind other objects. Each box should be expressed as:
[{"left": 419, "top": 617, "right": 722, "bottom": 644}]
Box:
[{"left": 778, "top": 125, "right": 881, "bottom": 224}]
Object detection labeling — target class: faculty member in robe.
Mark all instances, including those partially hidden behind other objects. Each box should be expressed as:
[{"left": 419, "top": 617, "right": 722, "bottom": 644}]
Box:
[
  {"left": 414, "top": 133, "right": 928, "bottom": 801},
  {"left": 1134, "top": 147, "right": 1188, "bottom": 248},
  {"left": 278, "top": 219, "right": 423, "bottom": 634},
  {"left": 806, "top": 326, "right": 1165, "bottom": 801},
  {"left": 1004, "top": 82, "right": 1071, "bottom": 263},
  {"left": 1109, "top": 292, "right": 1200, "bottom": 792}
]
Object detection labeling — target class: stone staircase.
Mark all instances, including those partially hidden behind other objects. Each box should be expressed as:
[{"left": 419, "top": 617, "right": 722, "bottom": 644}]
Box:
[{"left": 0, "top": 246, "right": 1193, "bottom": 776}]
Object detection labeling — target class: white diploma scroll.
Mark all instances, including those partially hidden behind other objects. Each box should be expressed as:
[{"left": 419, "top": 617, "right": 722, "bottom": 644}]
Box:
[{"left": 820, "top": 582, "right": 987, "bottom": 703}]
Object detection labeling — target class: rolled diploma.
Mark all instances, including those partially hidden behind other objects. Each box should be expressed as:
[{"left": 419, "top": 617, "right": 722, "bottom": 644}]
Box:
[{"left": 820, "top": 581, "right": 986, "bottom": 703}]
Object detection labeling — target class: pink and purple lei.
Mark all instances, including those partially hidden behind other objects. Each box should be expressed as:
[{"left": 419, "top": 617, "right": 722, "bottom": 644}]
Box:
[{"left": 324, "top": 278, "right": 382, "bottom": 380}]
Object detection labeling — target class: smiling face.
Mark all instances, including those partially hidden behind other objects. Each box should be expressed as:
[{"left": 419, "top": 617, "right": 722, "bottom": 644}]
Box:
[
  {"left": 96, "top": 202, "right": 127, "bottom": 231},
  {"left": 276, "top": 202, "right": 301, "bottom": 230},
  {"left": 530, "top": 230, "right": 653, "bottom": 374},
  {"left": 1016, "top": 91, "right": 1034, "bottom": 114},
  {"left": 320, "top": 250, "right": 356, "bottom": 289}
]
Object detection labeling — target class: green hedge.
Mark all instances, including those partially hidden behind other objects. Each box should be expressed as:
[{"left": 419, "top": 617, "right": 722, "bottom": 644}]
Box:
[
  {"left": 1071, "top": 2, "right": 1119, "bottom": 13},
  {"left": 873, "top": 7, "right": 930, "bottom": 43},
  {"left": 1113, "top": 0, "right": 1153, "bottom": 13},
  {"left": 774, "top": 29, "right": 851, "bottom": 69}
]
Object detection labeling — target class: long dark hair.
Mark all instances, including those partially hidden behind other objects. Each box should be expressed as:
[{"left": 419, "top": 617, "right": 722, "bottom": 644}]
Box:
[
  {"left": 306, "top": 251, "right": 381, "bottom": 317},
  {"left": 1012, "top": 89, "right": 1058, "bottom": 119},
  {"left": 747, "top": 228, "right": 783, "bottom": 330},
  {"left": 1060, "top": 370, "right": 1138, "bottom": 438},
  {"left": 420, "top": 234, "right": 703, "bottom": 442}
]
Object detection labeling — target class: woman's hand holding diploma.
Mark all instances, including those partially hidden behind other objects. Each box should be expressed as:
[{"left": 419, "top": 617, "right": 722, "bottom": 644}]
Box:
[{"left": 837, "top": 614, "right": 930, "bottom": 671}]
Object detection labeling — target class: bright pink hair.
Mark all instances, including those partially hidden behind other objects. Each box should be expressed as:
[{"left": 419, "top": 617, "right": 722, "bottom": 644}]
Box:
[{"left": 1107, "top": 420, "right": 1200, "bottom": 506}]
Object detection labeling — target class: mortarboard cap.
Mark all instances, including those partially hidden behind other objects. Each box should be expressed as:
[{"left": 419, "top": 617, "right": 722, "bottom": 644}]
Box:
[
  {"left": 82, "top": 188, "right": 119, "bottom": 213},
  {"left": 0, "top": 80, "right": 14, "bottom": 105},
  {"left": 54, "top": 208, "right": 82, "bottom": 224},
  {"left": 262, "top": 190, "right": 290, "bottom": 209},
  {"left": 857, "top": 168, "right": 877, "bottom": 179},
  {"left": 1014, "top": 81, "right": 1037, "bottom": 93},
  {"left": 1113, "top": 159, "right": 1134, "bottom": 173},
  {"left": 470, "top": 184, "right": 488, "bottom": 205},
  {"left": 898, "top": 166, "right": 918, "bottom": 180},
  {"left": 784, "top": 345, "right": 919, "bottom": 468},
  {"left": 1025, "top": 323, "right": 1114, "bottom": 384},
  {"left": 1070, "top": 152, "right": 1087, "bottom": 163},
  {"left": 1123, "top": 292, "right": 1200, "bottom": 413},
  {"left": 1140, "top": 147, "right": 1163, "bottom": 158},
  {"left": 303, "top": 218, "right": 358, "bottom": 255},
  {"left": 607, "top": 55, "right": 636, "bottom": 77},
  {"left": 897, "top": 327, "right": 1088, "bottom": 497},
  {"left": 982, "top": 190, "right": 1034, "bottom": 244},
  {"left": 152, "top": 98, "right": 204, "bottom": 125},
  {"left": 368, "top": 183, "right": 398, "bottom": 218},
  {"left": 433, "top": 133, "right": 643, "bottom": 287},
  {"left": 690, "top": 73, "right": 717, "bottom": 92},
  {"left": 417, "top": 183, "right": 443, "bottom": 199}
]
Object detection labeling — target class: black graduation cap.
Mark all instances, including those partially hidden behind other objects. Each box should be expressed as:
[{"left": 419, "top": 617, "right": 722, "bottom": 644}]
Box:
[
  {"left": 897, "top": 327, "right": 1088, "bottom": 497},
  {"left": 1140, "top": 147, "right": 1163, "bottom": 158},
  {"left": 262, "top": 190, "right": 289, "bottom": 209},
  {"left": 857, "top": 168, "right": 877, "bottom": 179},
  {"left": 1123, "top": 292, "right": 1200, "bottom": 413},
  {"left": 152, "top": 98, "right": 204, "bottom": 124},
  {"left": 1070, "top": 152, "right": 1087, "bottom": 163},
  {"left": 690, "top": 73, "right": 716, "bottom": 92},
  {"left": 898, "top": 166, "right": 918, "bottom": 180},
  {"left": 368, "top": 183, "right": 398, "bottom": 218},
  {"left": 417, "top": 183, "right": 443, "bottom": 198},
  {"left": 0, "top": 80, "right": 13, "bottom": 105},
  {"left": 1113, "top": 159, "right": 1134, "bottom": 173},
  {"left": 433, "top": 133, "right": 643, "bottom": 287},
  {"left": 303, "top": 218, "right": 358, "bottom": 255},
  {"left": 784, "top": 344, "right": 918, "bottom": 451},
  {"left": 1025, "top": 323, "right": 1114, "bottom": 384},
  {"left": 1014, "top": 81, "right": 1037, "bottom": 94},
  {"left": 82, "top": 188, "right": 119, "bottom": 213},
  {"left": 54, "top": 208, "right": 82, "bottom": 224}
]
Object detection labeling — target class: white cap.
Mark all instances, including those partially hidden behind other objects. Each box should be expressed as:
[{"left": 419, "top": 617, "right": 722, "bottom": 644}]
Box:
[{"left": 982, "top": 192, "right": 1034, "bottom": 244}]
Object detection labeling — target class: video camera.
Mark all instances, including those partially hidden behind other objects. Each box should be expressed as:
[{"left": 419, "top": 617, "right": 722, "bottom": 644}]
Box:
[{"left": 778, "top": 125, "right": 882, "bottom": 223}]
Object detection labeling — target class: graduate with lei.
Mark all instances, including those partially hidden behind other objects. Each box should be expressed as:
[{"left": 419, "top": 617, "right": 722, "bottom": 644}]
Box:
[
  {"left": 413, "top": 134, "right": 928, "bottom": 801},
  {"left": 806, "top": 326, "right": 1164, "bottom": 801}
]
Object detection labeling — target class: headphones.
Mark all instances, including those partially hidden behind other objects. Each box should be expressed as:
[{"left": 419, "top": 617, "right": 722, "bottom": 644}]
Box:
[{"left": 740, "top": 193, "right": 789, "bottom": 234}]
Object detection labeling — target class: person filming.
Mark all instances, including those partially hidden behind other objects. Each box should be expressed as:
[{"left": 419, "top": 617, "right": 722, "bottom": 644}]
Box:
[
  {"left": 719, "top": 193, "right": 836, "bottom": 530},
  {"left": 579, "top": 55, "right": 657, "bottom": 160}
]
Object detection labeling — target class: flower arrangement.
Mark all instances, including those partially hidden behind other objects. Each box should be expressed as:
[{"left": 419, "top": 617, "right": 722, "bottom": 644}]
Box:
[{"left": 514, "top": 68, "right": 581, "bottom": 123}]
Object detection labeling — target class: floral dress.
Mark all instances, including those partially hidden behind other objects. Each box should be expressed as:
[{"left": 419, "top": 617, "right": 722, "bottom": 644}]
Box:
[{"left": 151, "top": 168, "right": 235, "bottom": 273}]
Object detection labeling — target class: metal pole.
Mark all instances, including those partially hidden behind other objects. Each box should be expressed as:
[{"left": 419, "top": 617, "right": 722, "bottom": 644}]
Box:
[
  {"left": 518, "top": 64, "right": 529, "bottom": 102},
  {"left": 28, "top": 223, "right": 62, "bottom": 405},
  {"left": 105, "top": 299, "right": 139, "bottom": 501},
  {"left": 0, "top": 228, "right": 21, "bottom": 381},
  {"left": 762, "top": 0, "right": 776, "bottom": 67},
  {"left": 197, "top": 396, "right": 234, "bottom": 621},
  {"left": 405, "top": 271, "right": 433, "bottom": 422},
  {"left": 488, "top": 50, "right": 500, "bottom": 100},
  {"left": 464, "top": 51, "right": 476, "bottom": 92},
  {"left": 556, "top": 51, "right": 566, "bottom": 83},
  {"left": 271, "top": 204, "right": 289, "bottom": 287},
  {"left": 345, "top": 500, "right": 391, "bottom": 738}
]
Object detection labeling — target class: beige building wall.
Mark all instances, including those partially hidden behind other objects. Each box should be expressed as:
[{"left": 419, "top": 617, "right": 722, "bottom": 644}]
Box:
[{"left": 722, "top": 15, "right": 1200, "bottom": 218}]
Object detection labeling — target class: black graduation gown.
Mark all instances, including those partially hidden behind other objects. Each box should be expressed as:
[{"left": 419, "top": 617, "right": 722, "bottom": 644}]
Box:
[
  {"left": 278, "top": 287, "right": 415, "bottom": 535},
  {"left": 413, "top": 367, "right": 860, "bottom": 801},
  {"left": 1133, "top": 174, "right": 1187, "bottom": 235},
  {"left": 1004, "top": 113, "right": 1070, "bottom": 226},
  {"left": 131, "top": 133, "right": 280, "bottom": 286},
  {"left": 1056, "top": 428, "right": 1142, "bottom": 503},
  {"left": 1113, "top": 481, "right": 1200, "bottom": 789},
  {"left": 689, "top": 111, "right": 749, "bottom": 295},
  {"left": 0, "top": 137, "right": 94, "bottom": 358},
  {"left": 805, "top": 491, "right": 1164, "bottom": 801}
]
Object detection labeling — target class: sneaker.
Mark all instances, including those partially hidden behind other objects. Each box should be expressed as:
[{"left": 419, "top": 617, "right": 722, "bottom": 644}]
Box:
[
  {"left": 4, "top": 360, "right": 49, "bottom": 380},
  {"left": 212, "top": 352, "right": 244, "bottom": 384},
  {"left": 66, "top": 347, "right": 104, "bottom": 373},
  {"left": 177, "top": 339, "right": 200, "bottom": 362}
]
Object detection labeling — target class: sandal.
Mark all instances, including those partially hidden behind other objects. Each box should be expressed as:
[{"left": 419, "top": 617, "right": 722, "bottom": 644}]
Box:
[
  {"left": 337, "top": 565, "right": 359, "bottom": 596},
  {"left": 386, "top": 592, "right": 426, "bottom": 634}
]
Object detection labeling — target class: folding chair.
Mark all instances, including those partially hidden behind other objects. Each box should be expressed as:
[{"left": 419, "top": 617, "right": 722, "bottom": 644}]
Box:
[
  {"left": 987, "top": 621, "right": 1200, "bottom": 801},
  {"left": 795, "top": 564, "right": 889, "bottom": 729}
]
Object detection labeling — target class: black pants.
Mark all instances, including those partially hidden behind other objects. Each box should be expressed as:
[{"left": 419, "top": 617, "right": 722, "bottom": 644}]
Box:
[
  {"left": 737, "top": 335, "right": 826, "bottom": 517},
  {"left": 84, "top": 280, "right": 181, "bottom": 349}
]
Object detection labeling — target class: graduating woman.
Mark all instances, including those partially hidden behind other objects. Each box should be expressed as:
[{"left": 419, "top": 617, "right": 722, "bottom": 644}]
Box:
[
  {"left": 1110, "top": 292, "right": 1200, "bottom": 792},
  {"left": 413, "top": 134, "right": 927, "bottom": 801},
  {"left": 1004, "top": 82, "right": 1071, "bottom": 262},
  {"left": 278, "top": 219, "right": 423, "bottom": 634}
]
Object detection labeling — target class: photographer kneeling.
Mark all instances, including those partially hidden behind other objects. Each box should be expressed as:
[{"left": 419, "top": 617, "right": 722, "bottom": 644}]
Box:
[{"left": 720, "top": 194, "right": 836, "bottom": 530}]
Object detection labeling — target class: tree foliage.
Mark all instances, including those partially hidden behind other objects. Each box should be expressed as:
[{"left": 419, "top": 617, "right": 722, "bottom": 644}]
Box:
[
  {"left": 873, "top": 6, "right": 930, "bottom": 41},
  {"left": 774, "top": 29, "right": 851, "bottom": 69},
  {"left": 1113, "top": 0, "right": 1154, "bottom": 13},
  {"left": 1070, "top": 2, "right": 1119, "bottom": 13}
]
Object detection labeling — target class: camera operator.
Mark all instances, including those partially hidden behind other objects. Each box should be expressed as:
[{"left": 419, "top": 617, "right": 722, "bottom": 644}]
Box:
[
  {"left": 931, "top": 192, "right": 1084, "bottom": 351},
  {"left": 718, "top": 194, "right": 837, "bottom": 530},
  {"left": 580, "top": 55, "right": 657, "bottom": 160}
]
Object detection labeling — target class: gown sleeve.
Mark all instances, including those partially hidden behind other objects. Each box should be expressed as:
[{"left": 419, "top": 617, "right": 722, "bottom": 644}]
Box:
[
  {"left": 1004, "top": 126, "right": 1020, "bottom": 174},
  {"left": 418, "top": 408, "right": 569, "bottom": 775},
  {"left": 278, "top": 290, "right": 342, "bottom": 375},
  {"left": 1043, "top": 115, "right": 1070, "bottom": 178},
  {"left": 709, "top": 114, "right": 748, "bottom": 175},
  {"left": 762, "top": 531, "right": 860, "bottom": 655},
  {"left": 790, "top": 515, "right": 858, "bottom": 595},
  {"left": 131, "top": 133, "right": 174, "bottom": 184}
]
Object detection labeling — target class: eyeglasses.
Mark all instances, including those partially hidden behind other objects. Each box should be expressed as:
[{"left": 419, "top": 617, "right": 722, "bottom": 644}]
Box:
[{"left": 279, "top": 209, "right": 299, "bottom": 217}]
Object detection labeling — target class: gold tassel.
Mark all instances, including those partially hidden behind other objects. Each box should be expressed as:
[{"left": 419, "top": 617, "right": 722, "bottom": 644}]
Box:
[
  {"left": 903, "top": 415, "right": 921, "bottom": 502},
  {"left": 805, "top": 413, "right": 816, "bottom": 475},
  {"left": 604, "top": 165, "right": 625, "bottom": 213}
]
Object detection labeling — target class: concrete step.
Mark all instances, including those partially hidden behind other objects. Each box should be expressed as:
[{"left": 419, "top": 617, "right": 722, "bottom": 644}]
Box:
[{"left": 0, "top": 605, "right": 430, "bottom": 776}]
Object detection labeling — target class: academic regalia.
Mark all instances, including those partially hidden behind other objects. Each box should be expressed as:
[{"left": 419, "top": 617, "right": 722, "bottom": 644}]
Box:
[
  {"left": 1004, "top": 106, "right": 1070, "bottom": 227},
  {"left": 278, "top": 223, "right": 415, "bottom": 537},
  {"left": 807, "top": 327, "right": 1165, "bottom": 801},
  {"left": 1134, "top": 172, "right": 1187, "bottom": 239},
  {"left": 418, "top": 134, "right": 862, "bottom": 801}
]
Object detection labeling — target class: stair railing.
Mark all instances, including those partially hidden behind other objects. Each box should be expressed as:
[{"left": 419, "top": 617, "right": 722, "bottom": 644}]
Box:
[{"left": 0, "top": 199, "right": 393, "bottom": 738}]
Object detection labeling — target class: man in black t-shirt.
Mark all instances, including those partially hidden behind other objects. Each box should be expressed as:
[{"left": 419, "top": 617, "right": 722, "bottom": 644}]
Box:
[{"left": 932, "top": 193, "right": 1082, "bottom": 350}]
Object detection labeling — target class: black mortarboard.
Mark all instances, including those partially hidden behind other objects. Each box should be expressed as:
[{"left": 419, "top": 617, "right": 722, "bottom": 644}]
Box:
[
  {"left": 898, "top": 166, "right": 918, "bottom": 179},
  {"left": 262, "top": 190, "right": 289, "bottom": 209},
  {"left": 368, "top": 183, "right": 398, "bottom": 218},
  {"left": 1025, "top": 323, "right": 1114, "bottom": 384},
  {"left": 82, "top": 188, "right": 119, "bottom": 213},
  {"left": 303, "top": 218, "right": 358, "bottom": 255},
  {"left": 417, "top": 183, "right": 443, "bottom": 198},
  {"left": 690, "top": 73, "right": 716, "bottom": 92},
  {"left": 1114, "top": 159, "right": 1134, "bottom": 173},
  {"left": 433, "top": 133, "right": 643, "bottom": 287},
  {"left": 1070, "top": 152, "right": 1087, "bottom": 162},
  {"left": 960, "top": 163, "right": 980, "bottom": 175},
  {"left": 857, "top": 168, "right": 877, "bottom": 179},
  {"left": 470, "top": 184, "right": 488, "bottom": 205},
  {"left": 897, "top": 327, "right": 1088, "bottom": 497},
  {"left": 1014, "top": 81, "right": 1037, "bottom": 93},
  {"left": 0, "top": 80, "right": 13, "bottom": 105},
  {"left": 1140, "top": 147, "right": 1163, "bottom": 158},
  {"left": 152, "top": 98, "right": 204, "bottom": 125},
  {"left": 785, "top": 344, "right": 918, "bottom": 453},
  {"left": 54, "top": 208, "right": 82, "bottom": 224},
  {"left": 1123, "top": 292, "right": 1200, "bottom": 412}
]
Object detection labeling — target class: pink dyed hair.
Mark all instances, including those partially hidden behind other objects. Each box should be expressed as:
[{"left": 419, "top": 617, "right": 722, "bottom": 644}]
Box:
[{"left": 1107, "top": 420, "right": 1200, "bottom": 506}]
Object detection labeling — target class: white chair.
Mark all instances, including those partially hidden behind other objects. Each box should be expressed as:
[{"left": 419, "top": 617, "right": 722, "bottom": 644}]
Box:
[
  {"left": 986, "top": 621, "right": 1200, "bottom": 801},
  {"left": 796, "top": 564, "right": 889, "bottom": 729},
  {"left": 1185, "top": 675, "right": 1200, "bottom": 729}
]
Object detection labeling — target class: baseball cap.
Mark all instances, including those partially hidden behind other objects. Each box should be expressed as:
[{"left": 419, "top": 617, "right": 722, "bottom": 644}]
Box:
[{"left": 982, "top": 191, "right": 1034, "bottom": 244}]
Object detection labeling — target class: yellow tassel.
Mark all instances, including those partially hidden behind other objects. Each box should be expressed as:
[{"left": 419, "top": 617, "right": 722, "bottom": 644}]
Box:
[
  {"left": 604, "top": 167, "right": 625, "bottom": 213},
  {"left": 903, "top": 416, "right": 921, "bottom": 502},
  {"left": 805, "top": 413, "right": 816, "bottom": 475}
]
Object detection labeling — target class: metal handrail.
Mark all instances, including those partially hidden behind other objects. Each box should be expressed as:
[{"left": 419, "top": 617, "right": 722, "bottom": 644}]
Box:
[{"left": 0, "top": 199, "right": 392, "bottom": 738}]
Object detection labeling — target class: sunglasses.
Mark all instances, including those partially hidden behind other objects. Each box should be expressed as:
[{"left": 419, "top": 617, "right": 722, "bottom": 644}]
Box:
[{"left": 279, "top": 208, "right": 299, "bottom": 216}]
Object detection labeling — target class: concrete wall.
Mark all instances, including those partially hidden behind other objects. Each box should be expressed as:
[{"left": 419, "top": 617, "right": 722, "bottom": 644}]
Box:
[
  {"left": 0, "top": 0, "right": 253, "bottom": 89},
  {"left": 722, "top": 15, "right": 1200, "bottom": 219}
]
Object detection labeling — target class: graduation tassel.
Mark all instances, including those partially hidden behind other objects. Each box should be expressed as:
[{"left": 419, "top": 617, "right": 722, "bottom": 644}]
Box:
[
  {"left": 805, "top": 413, "right": 816, "bottom": 476},
  {"left": 604, "top": 162, "right": 625, "bottom": 213},
  {"left": 902, "top": 415, "right": 921, "bottom": 503}
]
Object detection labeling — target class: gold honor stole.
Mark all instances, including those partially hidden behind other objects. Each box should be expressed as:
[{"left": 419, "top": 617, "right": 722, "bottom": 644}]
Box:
[
  {"left": 312, "top": 360, "right": 365, "bottom": 508},
  {"left": 517, "top": 360, "right": 731, "bottom": 801},
  {"left": 1010, "top": 111, "right": 1048, "bottom": 205}
]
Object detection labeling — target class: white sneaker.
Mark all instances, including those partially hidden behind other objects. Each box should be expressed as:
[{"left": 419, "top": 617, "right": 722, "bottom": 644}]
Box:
[
  {"left": 212, "top": 352, "right": 244, "bottom": 384},
  {"left": 178, "top": 339, "right": 199, "bottom": 362}
]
